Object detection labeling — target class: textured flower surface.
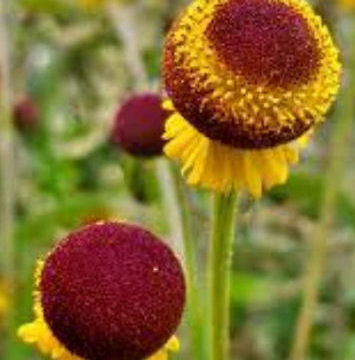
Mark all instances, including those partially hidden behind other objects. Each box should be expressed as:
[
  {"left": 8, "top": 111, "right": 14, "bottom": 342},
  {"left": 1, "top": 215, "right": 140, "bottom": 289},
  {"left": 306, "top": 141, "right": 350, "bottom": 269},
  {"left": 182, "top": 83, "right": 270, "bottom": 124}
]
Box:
[
  {"left": 112, "top": 93, "right": 170, "bottom": 157},
  {"left": 163, "top": 0, "right": 341, "bottom": 197},
  {"left": 18, "top": 222, "right": 185, "bottom": 360}
]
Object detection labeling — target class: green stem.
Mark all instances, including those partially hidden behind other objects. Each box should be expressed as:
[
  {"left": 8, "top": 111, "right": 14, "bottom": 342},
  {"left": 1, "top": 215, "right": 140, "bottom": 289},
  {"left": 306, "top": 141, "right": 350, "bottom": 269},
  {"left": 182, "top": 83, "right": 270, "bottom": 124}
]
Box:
[
  {"left": 289, "top": 19, "right": 355, "bottom": 360},
  {"left": 156, "top": 160, "right": 205, "bottom": 360},
  {"left": 208, "top": 192, "right": 237, "bottom": 360},
  {"left": 0, "top": 1, "right": 17, "bottom": 359},
  {"left": 0, "top": 0, "right": 15, "bottom": 288},
  {"left": 106, "top": 1, "right": 149, "bottom": 91},
  {"left": 155, "top": 159, "right": 184, "bottom": 252},
  {"left": 170, "top": 163, "right": 206, "bottom": 360}
]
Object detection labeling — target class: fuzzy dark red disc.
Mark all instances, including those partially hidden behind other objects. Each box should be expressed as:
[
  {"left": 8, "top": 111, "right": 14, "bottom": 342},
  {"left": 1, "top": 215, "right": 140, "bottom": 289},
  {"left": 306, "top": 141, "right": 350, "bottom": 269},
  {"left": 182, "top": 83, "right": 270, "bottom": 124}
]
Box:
[
  {"left": 13, "top": 98, "right": 39, "bottom": 131},
  {"left": 40, "top": 222, "right": 186, "bottom": 360},
  {"left": 163, "top": 32, "right": 312, "bottom": 149},
  {"left": 206, "top": 0, "right": 320, "bottom": 88},
  {"left": 111, "top": 94, "right": 170, "bottom": 157}
]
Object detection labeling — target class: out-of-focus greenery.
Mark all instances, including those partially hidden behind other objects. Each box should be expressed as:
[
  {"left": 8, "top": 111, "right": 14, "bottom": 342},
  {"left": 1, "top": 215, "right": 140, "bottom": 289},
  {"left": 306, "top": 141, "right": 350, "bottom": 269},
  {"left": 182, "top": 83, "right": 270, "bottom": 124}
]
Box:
[{"left": 0, "top": 1, "right": 354, "bottom": 360}]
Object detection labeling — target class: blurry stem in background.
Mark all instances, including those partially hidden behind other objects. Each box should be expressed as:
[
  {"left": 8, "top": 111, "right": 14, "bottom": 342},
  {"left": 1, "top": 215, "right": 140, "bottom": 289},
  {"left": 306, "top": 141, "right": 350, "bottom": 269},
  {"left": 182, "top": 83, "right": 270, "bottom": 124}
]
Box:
[
  {"left": 155, "top": 159, "right": 184, "bottom": 254},
  {"left": 156, "top": 159, "right": 206, "bottom": 360},
  {"left": 0, "top": 0, "right": 15, "bottom": 288},
  {"left": 106, "top": 1, "right": 149, "bottom": 91},
  {"left": 0, "top": 1, "right": 16, "bottom": 359},
  {"left": 289, "top": 19, "right": 355, "bottom": 360},
  {"left": 208, "top": 192, "right": 237, "bottom": 360}
]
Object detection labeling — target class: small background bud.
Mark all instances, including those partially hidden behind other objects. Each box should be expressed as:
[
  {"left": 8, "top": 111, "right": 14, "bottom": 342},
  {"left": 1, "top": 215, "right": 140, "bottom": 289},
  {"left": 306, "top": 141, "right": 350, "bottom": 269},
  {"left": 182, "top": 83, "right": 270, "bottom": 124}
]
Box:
[
  {"left": 13, "top": 97, "right": 39, "bottom": 132},
  {"left": 111, "top": 93, "right": 170, "bottom": 157}
]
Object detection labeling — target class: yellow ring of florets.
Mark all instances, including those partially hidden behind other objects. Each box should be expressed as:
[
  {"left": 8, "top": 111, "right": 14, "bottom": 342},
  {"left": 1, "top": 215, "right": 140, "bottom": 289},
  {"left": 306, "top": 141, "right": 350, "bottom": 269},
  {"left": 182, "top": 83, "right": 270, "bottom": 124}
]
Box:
[{"left": 163, "top": 100, "right": 311, "bottom": 197}]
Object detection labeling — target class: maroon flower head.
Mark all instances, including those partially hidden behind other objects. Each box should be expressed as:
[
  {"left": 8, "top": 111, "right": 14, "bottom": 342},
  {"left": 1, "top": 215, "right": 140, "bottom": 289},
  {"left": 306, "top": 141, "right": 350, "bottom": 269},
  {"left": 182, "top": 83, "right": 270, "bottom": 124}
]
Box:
[
  {"left": 13, "top": 97, "right": 39, "bottom": 131},
  {"left": 111, "top": 94, "right": 170, "bottom": 157},
  {"left": 40, "top": 222, "right": 186, "bottom": 360}
]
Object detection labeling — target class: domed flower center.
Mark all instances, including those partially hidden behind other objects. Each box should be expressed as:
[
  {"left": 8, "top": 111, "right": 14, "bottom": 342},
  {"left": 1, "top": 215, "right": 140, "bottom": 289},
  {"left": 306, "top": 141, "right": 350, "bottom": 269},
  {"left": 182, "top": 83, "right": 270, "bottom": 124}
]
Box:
[
  {"left": 40, "top": 222, "right": 185, "bottom": 360},
  {"left": 205, "top": 0, "right": 321, "bottom": 88}
]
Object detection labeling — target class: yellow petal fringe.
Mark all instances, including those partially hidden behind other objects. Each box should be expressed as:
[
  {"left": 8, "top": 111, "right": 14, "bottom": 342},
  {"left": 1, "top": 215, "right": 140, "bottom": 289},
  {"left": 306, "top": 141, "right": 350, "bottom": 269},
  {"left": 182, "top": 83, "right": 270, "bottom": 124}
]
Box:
[
  {"left": 18, "top": 260, "right": 179, "bottom": 360},
  {"left": 163, "top": 100, "right": 310, "bottom": 198}
]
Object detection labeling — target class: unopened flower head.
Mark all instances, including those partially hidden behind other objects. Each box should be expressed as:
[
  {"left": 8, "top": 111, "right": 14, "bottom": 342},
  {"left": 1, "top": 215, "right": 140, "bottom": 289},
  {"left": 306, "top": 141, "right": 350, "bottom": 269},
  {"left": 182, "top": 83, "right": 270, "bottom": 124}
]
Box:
[
  {"left": 112, "top": 93, "right": 171, "bottom": 157},
  {"left": 163, "top": 0, "right": 341, "bottom": 197},
  {"left": 18, "top": 222, "right": 185, "bottom": 360},
  {"left": 13, "top": 97, "right": 39, "bottom": 131}
]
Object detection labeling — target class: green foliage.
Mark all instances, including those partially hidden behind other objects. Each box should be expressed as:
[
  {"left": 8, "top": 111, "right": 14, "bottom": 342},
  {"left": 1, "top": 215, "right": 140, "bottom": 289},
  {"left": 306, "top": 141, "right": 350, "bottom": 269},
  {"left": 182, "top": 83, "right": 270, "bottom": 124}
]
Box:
[{"left": 269, "top": 172, "right": 355, "bottom": 228}]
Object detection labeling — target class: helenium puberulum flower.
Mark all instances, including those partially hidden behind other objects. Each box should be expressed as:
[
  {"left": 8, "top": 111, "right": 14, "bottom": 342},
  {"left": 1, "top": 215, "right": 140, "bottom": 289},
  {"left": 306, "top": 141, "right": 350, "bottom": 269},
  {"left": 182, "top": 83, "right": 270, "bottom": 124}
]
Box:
[
  {"left": 13, "top": 97, "right": 39, "bottom": 131},
  {"left": 163, "top": 0, "right": 342, "bottom": 198},
  {"left": 18, "top": 222, "right": 185, "bottom": 360},
  {"left": 112, "top": 93, "right": 170, "bottom": 157}
]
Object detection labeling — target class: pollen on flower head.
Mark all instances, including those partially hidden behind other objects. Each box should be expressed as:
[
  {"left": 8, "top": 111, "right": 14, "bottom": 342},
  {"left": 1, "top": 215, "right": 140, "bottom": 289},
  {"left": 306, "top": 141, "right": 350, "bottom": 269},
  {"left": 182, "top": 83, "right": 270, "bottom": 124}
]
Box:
[
  {"left": 39, "top": 222, "right": 185, "bottom": 360},
  {"left": 163, "top": 0, "right": 341, "bottom": 149},
  {"left": 205, "top": 0, "right": 320, "bottom": 88},
  {"left": 111, "top": 93, "right": 171, "bottom": 157}
]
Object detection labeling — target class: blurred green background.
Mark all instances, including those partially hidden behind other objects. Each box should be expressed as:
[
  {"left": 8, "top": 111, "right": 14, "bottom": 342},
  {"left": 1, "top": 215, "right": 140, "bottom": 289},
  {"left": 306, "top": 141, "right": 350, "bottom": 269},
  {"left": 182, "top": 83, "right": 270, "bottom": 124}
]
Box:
[{"left": 0, "top": 0, "right": 354, "bottom": 359}]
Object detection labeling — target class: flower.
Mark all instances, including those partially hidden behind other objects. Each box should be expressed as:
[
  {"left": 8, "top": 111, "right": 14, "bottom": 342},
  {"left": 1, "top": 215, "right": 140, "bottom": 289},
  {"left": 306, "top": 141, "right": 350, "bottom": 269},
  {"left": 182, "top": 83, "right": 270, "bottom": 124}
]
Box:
[
  {"left": 112, "top": 93, "right": 171, "bottom": 157},
  {"left": 18, "top": 222, "right": 185, "bottom": 360},
  {"left": 13, "top": 97, "right": 39, "bottom": 131},
  {"left": 163, "top": 0, "right": 341, "bottom": 197}
]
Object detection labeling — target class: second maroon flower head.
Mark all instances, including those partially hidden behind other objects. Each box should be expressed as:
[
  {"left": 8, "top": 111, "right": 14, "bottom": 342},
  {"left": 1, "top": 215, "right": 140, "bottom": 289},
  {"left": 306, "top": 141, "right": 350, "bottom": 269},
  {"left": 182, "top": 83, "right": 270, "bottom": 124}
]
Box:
[
  {"left": 39, "top": 222, "right": 185, "bottom": 360},
  {"left": 111, "top": 93, "right": 171, "bottom": 157}
]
